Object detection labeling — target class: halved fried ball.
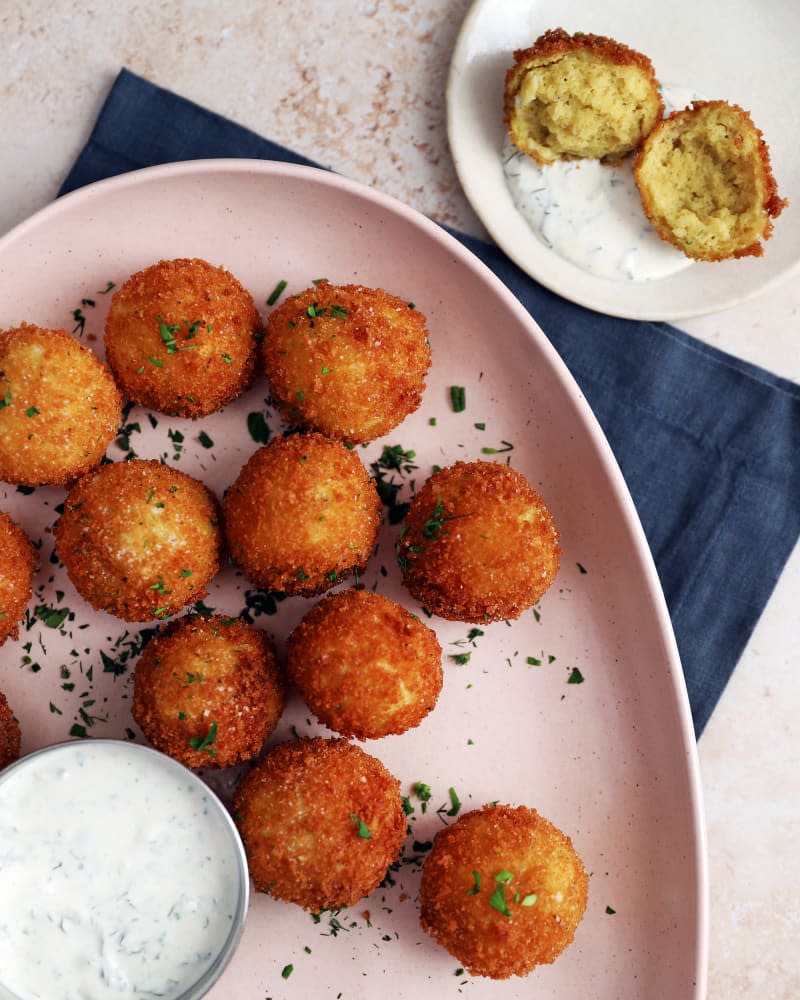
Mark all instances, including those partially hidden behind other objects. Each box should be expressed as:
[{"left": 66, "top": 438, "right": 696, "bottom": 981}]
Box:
[
  {"left": 419, "top": 804, "right": 589, "bottom": 978},
  {"left": 263, "top": 283, "right": 431, "bottom": 444},
  {"left": 233, "top": 737, "right": 405, "bottom": 911},
  {"left": 132, "top": 614, "right": 286, "bottom": 769},
  {"left": 55, "top": 459, "right": 221, "bottom": 621},
  {"left": 398, "top": 460, "right": 560, "bottom": 623},
  {"left": 222, "top": 432, "right": 381, "bottom": 595},
  {"left": 287, "top": 588, "right": 443, "bottom": 740},
  {"left": 0, "top": 511, "right": 36, "bottom": 647},
  {"left": 0, "top": 323, "right": 121, "bottom": 486},
  {"left": 634, "top": 100, "right": 786, "bottom": 260},
  {"left": 504, "top": 28, "right": 663, "bottom": 165},
  {"left": 0, "top": 688, "right": 21, "bottom": 770},
  {"left": 104, "top": 257, "right": 261, "bottom": 418}
]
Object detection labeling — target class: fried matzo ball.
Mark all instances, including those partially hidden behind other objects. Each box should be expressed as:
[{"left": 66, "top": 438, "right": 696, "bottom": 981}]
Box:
[
  {"left": 233, "top": 736, "right": 405, "bottom": 911},
  {"left": 419, "top": 804, "right": 589, "bottom": 978},
  {"left": 132, "top": 614, "right": 286, "bottom": 769},
  {"left": 287, "top": 588, "right": 443, "bottom": 740},
  {"left": 104, "top": 257, "right": 261, "bottom": 418},
  {"left": 633, "top": 100, "right": 786, "bottom": 260},
  {"left": 0, "top": 323, "right": 121, "bottom": 486},
  {"left": 0, "top": 511, "right": 36, "bottom": 647},
  {"left": 55, "top": 459, "right": 222, "bottom": 622},
  {"left": 222, "top": 432, "right": 381, "bottom": 595},
  {"left": 504, "top": 28, "right": 663, "bottom": 165},
  {"left": 0, "top": 688, "right": 21, "bottom": 770},
  {"left": 398, "top": 461, "right": 560, "bottom": 623},
  {"left": 263, "top": 283, "right": 431, "bottom": 444}
]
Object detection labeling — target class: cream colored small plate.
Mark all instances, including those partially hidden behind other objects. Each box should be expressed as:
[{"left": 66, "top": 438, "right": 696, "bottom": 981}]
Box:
[{"left": 447, "top": 0, "right": 800, "bottom": 320}]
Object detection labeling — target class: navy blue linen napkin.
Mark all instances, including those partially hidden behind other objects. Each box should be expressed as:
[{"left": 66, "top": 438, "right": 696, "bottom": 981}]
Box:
[{"left": 59, "top": 69, "right": 800, "bottom": 737}]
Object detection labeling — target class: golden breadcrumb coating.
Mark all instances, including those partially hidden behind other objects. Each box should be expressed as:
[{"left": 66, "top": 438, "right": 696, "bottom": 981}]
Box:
[
  {"left": 504, "top": 28, "right": 663, "bottom": 165},
  {"left": 0, "top": 323, "right": 121, "bottom": 486},
  {"left": 0, "top": 688, "right": 21, "bottom": 770},
  {"left": 55, "top": 459, "right": 222, "bottom": 622},
  {"left": 233, "top": 737, "right": 406, "bottom": 911},
  {"left": 263, "top": 283, "right": 431, "bottom": 444},
  {"left": 222, "top": 432, "right": 381, "bottom": 595},
  {"left": 419, "top": 804, "right": 589, "bottom": 978},
  {"left": 399, "top": 460, "right": 560, "bottom": 623},
  {"left": 132, "top": 614, "right": 286, "bottom": 769},
  {"left": 104, "top": 257, "right": 261, "bottom": 418},
  {"left": 287, "top": 588, "right": 443, "bottom": 740},
  {"left": 634, "top": 100, "right": 786, "bottom": 260},
  {"left": 0, "top": 511, "right": 36, "bottom": 647}
]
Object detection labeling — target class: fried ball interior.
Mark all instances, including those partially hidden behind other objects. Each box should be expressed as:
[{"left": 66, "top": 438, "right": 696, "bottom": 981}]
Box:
[
  {"left": 399, "top": 460, "right": 560, "bottom": 623},
  {"left": 634, "top": 100, "right": 786, "bottom": 260},
  {"left": 0, "top": 688, "right": 21, "bottom": 770},
  {"left": 104, "top": 257, "right": 261, "bottom": 418},
  {"left": 287, "top": 588, "right": 442, "bottom": 740},
  {"left": 504, "top": 28, "right": 663, "bottom": 165},
  {"left": 0, "top": 511, "right": 36, "bottom": 647},
  {"left": 55, "top": 459, "right": 221, "bottom": 622},
  {"left": 0, "top": 323, "right": 121, "bottom": 486},
  {"left": 263, "top": 283, "right": 431, "bottom": 444},
  {"left": 132, "top": 614, "right": 286, "bottom": 769},
  {"left": 222, "top": 432, "right": 381, "bottom": 595},
  {"left": 233, "top": 737, "right": 405, "bottom": 911},
  {"left": 419, "top": 804, "right": 589, "bottom": 978}
]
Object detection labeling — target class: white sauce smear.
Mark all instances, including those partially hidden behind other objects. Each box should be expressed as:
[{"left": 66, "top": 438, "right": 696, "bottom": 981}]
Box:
[
  {"left": 502, "top": 86, "right": 699, "bottom": 282},
  {"left": 0, "top": 741, "right": 243, "bottom": 1000}
]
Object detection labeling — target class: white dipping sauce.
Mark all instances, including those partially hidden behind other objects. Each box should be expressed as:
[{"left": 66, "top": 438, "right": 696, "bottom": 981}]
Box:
[
  {"left": 0, "top": 740, "right": 246, "bottom": 1000},
  {"left": 502, "top": 86, "right": 699, "bottom": 282}
]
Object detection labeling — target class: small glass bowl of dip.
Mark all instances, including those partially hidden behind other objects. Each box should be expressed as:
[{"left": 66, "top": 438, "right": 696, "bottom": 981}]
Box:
[{"left": 0, "top": 739, "right": 249, "bottom": 1000}]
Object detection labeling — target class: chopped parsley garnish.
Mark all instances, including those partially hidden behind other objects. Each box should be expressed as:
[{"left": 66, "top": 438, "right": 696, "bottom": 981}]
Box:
[
  {"left": 349, "top": 814, "right": 372, "bottom": 839},
  {"left": 446, "top": 787, "right": 461, "bottom": 816},
  {"left": 0, "top": 387, "right": 11, "bottom": 409},
  {"left": 449, "top": 651, "right": 471, "bottom": 666},
  {"left": 413, "top": 781, "right": 432, "bottom": 812},
  {"left": 422, "top": 498, "right": 454, "bottom": 539},
  {"left": 450, "top": 385, "right": 466, "bottom": 412},
  {"left": 567, "top": 667, "right": 585, "bottom": 684},
  {"left": 267, "top": 279, "right": 288, "bottom": 306},
  {"left": 466, "top": 870, "right": 481, "bottom": 895},
  {"left": 606, "top": 905, "right": 616, "bottom": 914},
  {"left": 188, "top": 721, "right": 218, "bottom": 756},
  {"left": 247, "top": 410, "right": 271, "bottom": 444},
  {"left": 577, "top": 561, "right": 588, "bottom": 574},
  {"left": 281, "top": 963, "right": 293, "bottom": 980},
  {"left": 197, "top": 431, "right": 214, "bottom": 449},
  {"left": 481, "top": 440, "right": 514, "bottom": 455},
  {"left": 26, "top": 406, "right": 39, "bottom": 417}
]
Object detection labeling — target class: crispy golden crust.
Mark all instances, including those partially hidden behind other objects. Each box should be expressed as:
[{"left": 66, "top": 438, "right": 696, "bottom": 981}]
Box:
[
  {"left": 287, "top": 588, "right": 443, "bottom": 740},
  {"left": 263, "top": 283, "right": 431, "bottom": 444},
  {"left": 633, "top": 100, "right": 787, "bottom": 260},
  {"left": 399, "top": 461, "right": 560, "bottom": 623},
  {"left": 0, "top": 323, "right": 121, "bottom": 486},
  {"left": 0, "top": 688, "right": 21, "bottom": 770},
  {"left": 222, "top": 432, "right": 382, "bottom": 595},
  {"left": 104, "top": 258, "right": 261, "bottom": 418},
  {"left": 55, "top": 459, "right": 222, "bottom": 622},
  {"left": 233, "top": 737, "right": 405, "bottom": 911},
  {"left": 0, "top": 511, "right": 37, "bottom": 647},
  {"left": 419, "top": 804, "right": 589, "bottom": 978},
  {"left": 504, "top": 27, "right": 663, "bottom": 165},
  {"left": 132, "top": 614, "right": 286, "bottom": 769}
]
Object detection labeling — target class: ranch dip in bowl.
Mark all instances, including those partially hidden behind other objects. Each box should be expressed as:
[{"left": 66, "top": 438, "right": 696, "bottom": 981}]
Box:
[{"left": 0, "top": 738, "right": 249, "bottom": 1000}]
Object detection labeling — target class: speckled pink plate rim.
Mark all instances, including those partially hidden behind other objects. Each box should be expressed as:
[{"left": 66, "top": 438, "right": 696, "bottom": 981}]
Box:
[{"left": 0, "top": 159, "right": 707, "bottom": 999}]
